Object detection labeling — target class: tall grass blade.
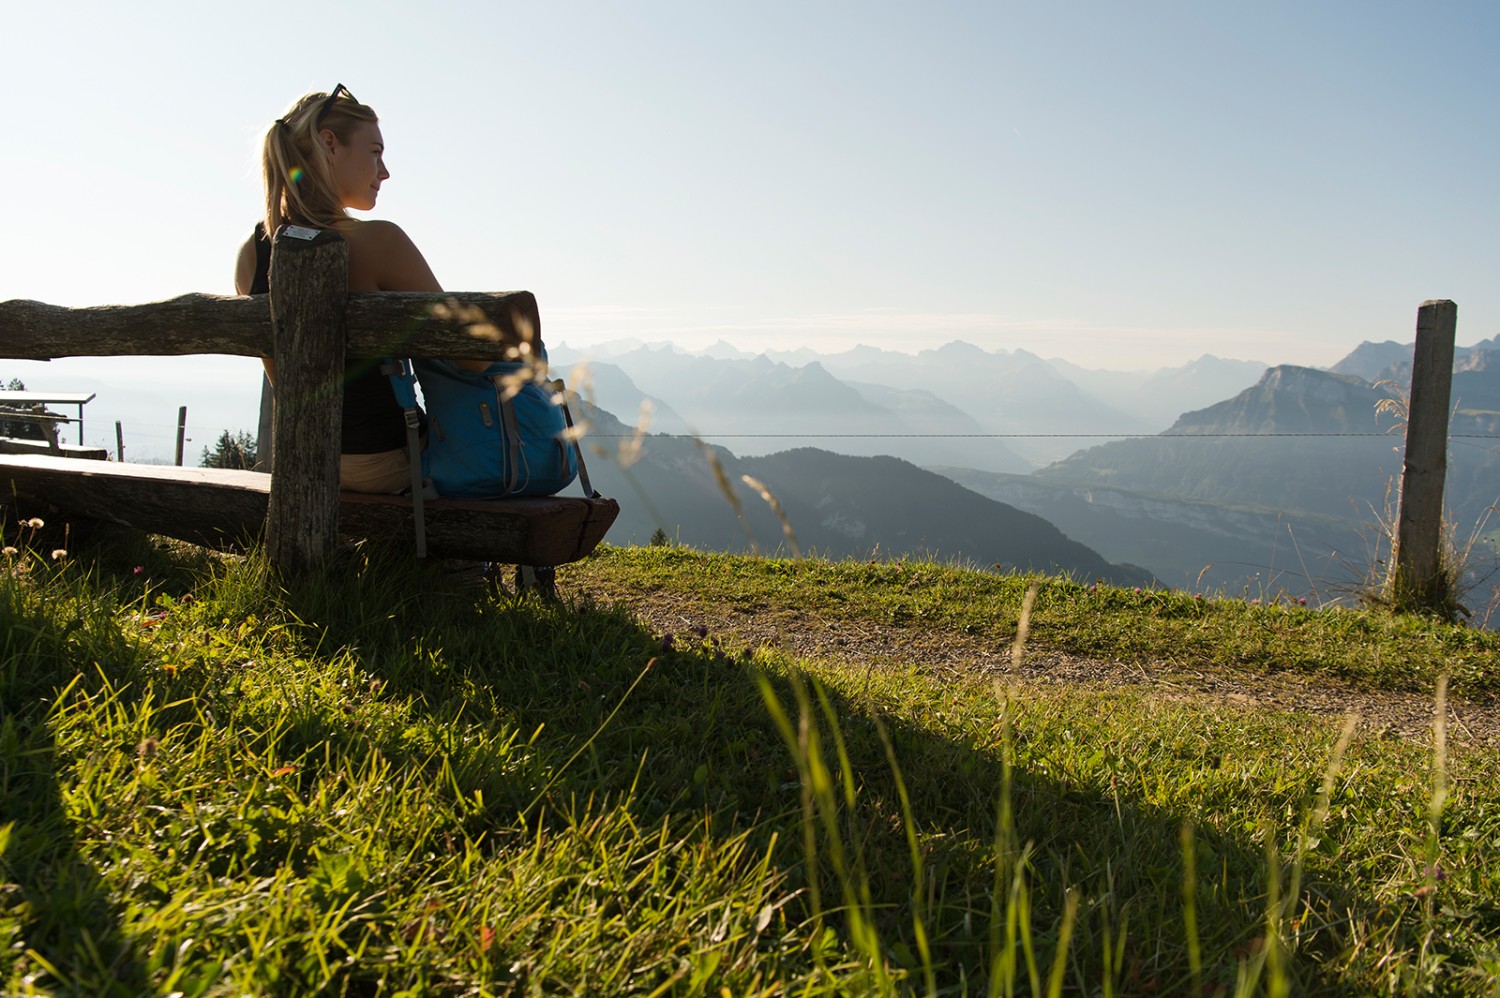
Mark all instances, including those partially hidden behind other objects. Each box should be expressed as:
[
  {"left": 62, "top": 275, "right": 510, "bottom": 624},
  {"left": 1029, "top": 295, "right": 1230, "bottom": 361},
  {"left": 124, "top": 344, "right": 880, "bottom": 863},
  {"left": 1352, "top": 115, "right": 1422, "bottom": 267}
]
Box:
[
  {"left": 1181, "top": 820, "right": 1202, "bottom": 994},
  {"left": 742, "top": 474, "right": 802, "bottom": 558}
]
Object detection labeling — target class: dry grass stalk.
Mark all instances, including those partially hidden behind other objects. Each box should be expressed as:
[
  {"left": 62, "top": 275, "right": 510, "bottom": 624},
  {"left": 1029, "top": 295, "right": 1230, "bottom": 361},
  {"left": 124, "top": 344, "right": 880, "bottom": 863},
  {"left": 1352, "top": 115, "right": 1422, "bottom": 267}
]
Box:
[
  {"left": 694, "top": 437, "right": 755, "bottom": 551},
  {"left": 741, "top": 474, "right": 801, "bottom": 558},
  {"left": 1010, "top": 582, "right": 1039, "bottom": 671}
]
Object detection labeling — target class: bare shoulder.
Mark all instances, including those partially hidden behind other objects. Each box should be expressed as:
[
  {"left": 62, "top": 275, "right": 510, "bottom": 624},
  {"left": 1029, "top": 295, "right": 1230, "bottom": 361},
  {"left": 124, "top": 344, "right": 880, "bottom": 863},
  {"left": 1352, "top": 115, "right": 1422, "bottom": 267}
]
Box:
[
  {"left": 349, "top": 218, "right": 413, "bottom": 247},
  {"left": 345, "top": 220, "right": 441, "bottom": 292}
]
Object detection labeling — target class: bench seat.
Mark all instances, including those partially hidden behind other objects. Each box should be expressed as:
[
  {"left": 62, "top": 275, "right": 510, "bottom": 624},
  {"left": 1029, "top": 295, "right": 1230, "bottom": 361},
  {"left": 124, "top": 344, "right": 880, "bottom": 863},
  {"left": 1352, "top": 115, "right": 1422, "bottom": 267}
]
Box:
[
  {"left": 0, "top": 438, "right": 110, "bottom": 460},
  {"left": 0, "top": 454, "right": 617, "bottom": 565}
]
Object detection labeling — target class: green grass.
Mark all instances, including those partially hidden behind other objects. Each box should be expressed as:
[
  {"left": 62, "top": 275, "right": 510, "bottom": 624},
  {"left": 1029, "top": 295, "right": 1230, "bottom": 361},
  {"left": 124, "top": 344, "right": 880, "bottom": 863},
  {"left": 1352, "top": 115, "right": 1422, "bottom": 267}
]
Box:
[
  {"left": 577, "top": 546, "right": 1500, "bottom": 695},
  {"left": 3, "top": 530, "right": 1499, "bottom": 995}
]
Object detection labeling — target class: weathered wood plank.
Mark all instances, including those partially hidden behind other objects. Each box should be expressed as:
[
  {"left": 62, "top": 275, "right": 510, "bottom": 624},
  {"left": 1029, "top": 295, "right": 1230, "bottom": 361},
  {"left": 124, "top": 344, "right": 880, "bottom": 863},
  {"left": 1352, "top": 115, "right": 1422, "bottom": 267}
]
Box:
[
  {"left": 0, "top": 455, "right": 619, "bottom": 564},
  {"left": 339, "top": 493, "right": 620, "bottom": 566},
  {"left": 265, "top": 227, "right": 348, "bottom": 572},
  {"left": 0, "top": 439, "right": 109, "bottom": 460},
  {"left": 0, "top": 291, "right": 542, "bottom": 361},
  {"left": 1, "top": 458, "right": 271, "bottom": 549}
]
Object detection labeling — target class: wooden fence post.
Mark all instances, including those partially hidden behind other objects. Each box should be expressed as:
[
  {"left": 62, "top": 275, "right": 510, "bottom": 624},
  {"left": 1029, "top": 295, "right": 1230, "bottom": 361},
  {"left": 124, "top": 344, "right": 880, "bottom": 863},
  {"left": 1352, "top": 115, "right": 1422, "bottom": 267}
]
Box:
[
  {"left": 254, "top": 373, "right": 274, "bottom": 473},
  {"left": 1389, "top": 299, "right": 1457, "bottom": 613},
  {"left": 174, "top": 405, "right": 188, "bottom": 466},
  {"left": 265, "top": 226, "right": 348, "bottom": 573}
]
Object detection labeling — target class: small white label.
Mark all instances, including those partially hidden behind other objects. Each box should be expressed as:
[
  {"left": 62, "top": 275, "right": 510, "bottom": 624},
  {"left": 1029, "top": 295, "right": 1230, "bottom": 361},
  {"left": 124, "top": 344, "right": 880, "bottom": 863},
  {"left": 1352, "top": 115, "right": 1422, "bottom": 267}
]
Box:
[{"left": 283, "top": 225, "right": 320, "bottom": 241}]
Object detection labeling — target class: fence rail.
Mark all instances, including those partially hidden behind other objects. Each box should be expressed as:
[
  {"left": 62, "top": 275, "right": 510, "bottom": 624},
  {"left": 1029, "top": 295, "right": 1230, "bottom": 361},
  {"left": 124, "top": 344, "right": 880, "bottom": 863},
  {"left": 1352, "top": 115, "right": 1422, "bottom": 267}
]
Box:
[
  {"left": 0, "top": 227, "right": 572, "bottom": 573},
  {"left": 0, "top": 291, "right": 541, "bottom": 361}
]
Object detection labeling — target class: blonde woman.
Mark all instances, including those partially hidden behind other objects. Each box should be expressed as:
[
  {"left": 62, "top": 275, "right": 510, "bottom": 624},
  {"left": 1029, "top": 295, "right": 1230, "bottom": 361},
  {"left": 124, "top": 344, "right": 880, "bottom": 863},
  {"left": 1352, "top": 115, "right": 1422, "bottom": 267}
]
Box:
[{"left": 236, "top": 84, "right": 484, "bottom": 493}]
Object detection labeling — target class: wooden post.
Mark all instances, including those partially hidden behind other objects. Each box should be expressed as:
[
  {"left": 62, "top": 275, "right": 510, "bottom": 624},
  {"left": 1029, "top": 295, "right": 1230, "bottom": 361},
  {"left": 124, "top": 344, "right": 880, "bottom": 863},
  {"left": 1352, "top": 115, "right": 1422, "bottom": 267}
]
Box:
[
  {"left": 264, "top": 226, "right": 348, "bottom": 574},
  {"left": 254, "top": 373, "right": 274, "bottom": 473},
  {"left": 1389, "top": 299, "right": 1457, "bottom": 613},
  {"left": 174, "top": 405, "right": 188, "bottom": 466},
  {"left": 115, "top": 420, "right": 124, "bottom": 461}
]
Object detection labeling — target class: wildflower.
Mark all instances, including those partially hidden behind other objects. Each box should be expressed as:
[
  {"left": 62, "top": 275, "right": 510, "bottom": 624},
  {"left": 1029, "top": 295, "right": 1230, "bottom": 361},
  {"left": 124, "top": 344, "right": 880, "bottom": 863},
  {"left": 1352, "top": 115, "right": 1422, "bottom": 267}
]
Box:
[
  {"left": 50, "top": 549, "right": 68, "bottom": 561},
  {"left": 660, "top": 633, "right": 675, "bottom": 652},
  {"left": 1250, "top": 598, "right": 1261, "bottom": 605},
  {"left": 24, "top": 518, "right": 44, "bottom": 530},
  {"left": 133, "top": 565, "right": 145, "bottom": 575},
  {"left": 695, "top": 624, "right": 709, "bottom": 639},
  {"left": 1298, "top": 598, "right": 1307, "bottom": 606},
  {"left": 1194, "top": 594, "right": 1203, "bottom": 601},
  {"left": 136, "top": 737, "right": 159, "bottom": 759},
  {"left": 1134, "top": 587, "right": 1142, "bottom": 594},
  {"left": 2, "top": 546, "right": 16, "bottom": 557}
]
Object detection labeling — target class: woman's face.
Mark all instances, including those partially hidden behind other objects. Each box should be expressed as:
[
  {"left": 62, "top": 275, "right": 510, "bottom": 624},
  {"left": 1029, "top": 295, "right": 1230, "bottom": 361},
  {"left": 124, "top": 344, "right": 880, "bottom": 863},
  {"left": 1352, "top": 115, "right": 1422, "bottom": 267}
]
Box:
[{"left": 325, "top": 121, "right": 390, "bottom": 212}]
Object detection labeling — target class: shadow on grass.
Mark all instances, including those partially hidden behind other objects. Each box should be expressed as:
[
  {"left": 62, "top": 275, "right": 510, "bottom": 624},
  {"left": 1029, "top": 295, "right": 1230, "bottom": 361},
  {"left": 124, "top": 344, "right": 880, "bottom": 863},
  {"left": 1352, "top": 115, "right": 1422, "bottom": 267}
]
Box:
[
  {"left": 1, "top": 518, "right": 1372, "bottom": 995},
  {"left": 1, "top": 562, "right": 153, "bottom": 995},
  {"left": 272, "top": 543, "right": 1368, "bottom": 996}
]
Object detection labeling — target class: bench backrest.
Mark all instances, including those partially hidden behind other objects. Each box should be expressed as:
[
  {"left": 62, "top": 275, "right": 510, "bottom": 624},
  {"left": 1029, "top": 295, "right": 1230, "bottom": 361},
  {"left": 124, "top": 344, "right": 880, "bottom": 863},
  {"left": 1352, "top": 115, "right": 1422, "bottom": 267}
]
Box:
[{"left": 0, "top": 225, "right": 545, "bottom": 572}]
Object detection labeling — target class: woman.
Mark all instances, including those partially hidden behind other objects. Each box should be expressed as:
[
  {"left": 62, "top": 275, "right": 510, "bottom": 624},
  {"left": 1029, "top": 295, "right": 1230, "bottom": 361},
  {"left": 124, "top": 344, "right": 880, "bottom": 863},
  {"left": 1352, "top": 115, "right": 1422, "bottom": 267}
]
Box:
[{"left": 235, "top": 84, "right": 484, "bottom": 493}]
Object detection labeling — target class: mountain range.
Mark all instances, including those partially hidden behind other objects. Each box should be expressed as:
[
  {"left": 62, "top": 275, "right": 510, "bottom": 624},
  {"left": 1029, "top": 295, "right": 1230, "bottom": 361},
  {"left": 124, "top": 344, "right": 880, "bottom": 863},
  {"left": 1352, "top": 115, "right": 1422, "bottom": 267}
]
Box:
[
  {"left": 552, "top": 333, "right": 1500, "bottom": 613},
  {"left": 574, "top": 402, "right": 1149, "bottom": 586}
]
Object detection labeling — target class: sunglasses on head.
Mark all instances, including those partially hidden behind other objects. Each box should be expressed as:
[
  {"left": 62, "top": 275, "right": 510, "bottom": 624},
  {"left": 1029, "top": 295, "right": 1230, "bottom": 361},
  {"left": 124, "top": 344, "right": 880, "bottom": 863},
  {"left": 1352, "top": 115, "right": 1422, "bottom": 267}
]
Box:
[{"left": 315, "top": 83, "right": 356, "bottom": 126}]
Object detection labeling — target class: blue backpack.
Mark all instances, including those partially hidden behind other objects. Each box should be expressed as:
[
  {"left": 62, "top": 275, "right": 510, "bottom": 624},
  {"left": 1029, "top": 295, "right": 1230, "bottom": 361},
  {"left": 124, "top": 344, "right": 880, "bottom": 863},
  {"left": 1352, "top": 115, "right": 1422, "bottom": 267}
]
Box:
[{"left": 386, "top": 354, "right": 594, "bottom": 557}]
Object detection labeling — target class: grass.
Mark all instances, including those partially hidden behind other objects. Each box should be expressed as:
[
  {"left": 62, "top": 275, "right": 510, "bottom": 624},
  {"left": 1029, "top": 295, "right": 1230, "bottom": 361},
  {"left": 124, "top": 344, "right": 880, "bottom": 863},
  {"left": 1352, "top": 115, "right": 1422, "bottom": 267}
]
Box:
[
  {"left": 3, "top": 526, "right": 1500, "bottom": 995},
  {"left": 575, "top": 545, "right": 1500, "bottom": 696}
]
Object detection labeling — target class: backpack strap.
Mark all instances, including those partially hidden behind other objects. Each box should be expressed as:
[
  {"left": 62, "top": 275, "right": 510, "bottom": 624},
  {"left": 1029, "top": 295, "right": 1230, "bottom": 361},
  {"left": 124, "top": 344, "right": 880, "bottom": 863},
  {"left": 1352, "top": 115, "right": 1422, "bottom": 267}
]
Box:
[
  {"left": 494, "top": 376, "right": 524, "bottom": 495},
  {"left": 383, "top": 359, "right": 428, "bottom": 558},
  {"left": 555, "top": 379, "right": 600, "bottom": 499}
]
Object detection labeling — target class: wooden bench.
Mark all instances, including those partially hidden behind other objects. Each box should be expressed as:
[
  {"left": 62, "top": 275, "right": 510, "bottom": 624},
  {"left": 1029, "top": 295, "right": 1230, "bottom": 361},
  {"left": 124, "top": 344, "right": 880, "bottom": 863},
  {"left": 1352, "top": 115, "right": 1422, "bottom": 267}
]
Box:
[
  {"left": 0, "top": 226, "right": 619, "bottom": 576},
  {"left": 0, "top": 454, "right": 615, "bottom": 565},
  {"left": 0, "top": 408, "right": 110, "bottom": 460},
  {"left": 0, "top": 438, "right": 110, "bottom": 460},
  {"left": 0, "top": 390, "right": 96, "bottom": 447}
]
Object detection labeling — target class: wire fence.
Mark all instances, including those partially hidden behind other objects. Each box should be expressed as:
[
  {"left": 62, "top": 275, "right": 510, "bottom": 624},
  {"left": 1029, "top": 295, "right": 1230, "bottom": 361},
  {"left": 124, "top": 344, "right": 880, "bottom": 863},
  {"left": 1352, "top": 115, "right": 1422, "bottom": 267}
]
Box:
[{"left": 586, "top": 431, "right": 1500, "bottom": 439}]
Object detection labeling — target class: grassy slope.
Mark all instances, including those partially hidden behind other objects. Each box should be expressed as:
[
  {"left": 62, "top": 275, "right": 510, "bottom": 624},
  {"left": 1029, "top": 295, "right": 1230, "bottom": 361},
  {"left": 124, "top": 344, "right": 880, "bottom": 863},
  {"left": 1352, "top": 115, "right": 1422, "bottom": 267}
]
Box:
[{"left": 3, "top": 533, "right": 1499, "bottom": 996}]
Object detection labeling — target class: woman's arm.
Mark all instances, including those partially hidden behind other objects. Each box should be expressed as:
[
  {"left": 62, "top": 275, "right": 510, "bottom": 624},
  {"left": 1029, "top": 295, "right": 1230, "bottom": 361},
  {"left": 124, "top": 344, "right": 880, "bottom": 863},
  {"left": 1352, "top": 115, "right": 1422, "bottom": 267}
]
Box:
[
  {"left": 234, "top": 236, "right": 276, "bottom": 384},
  {"left": 357, "top": 221, "right": 489, "bottom": 372}
]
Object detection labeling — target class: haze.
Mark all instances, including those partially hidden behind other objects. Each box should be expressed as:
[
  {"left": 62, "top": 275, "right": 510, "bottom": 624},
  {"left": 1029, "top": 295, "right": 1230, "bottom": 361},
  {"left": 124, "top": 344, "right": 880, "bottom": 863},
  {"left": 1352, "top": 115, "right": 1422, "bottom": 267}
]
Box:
[{"left": 3, "top": 1, "right": 1495, "bottom": 460}]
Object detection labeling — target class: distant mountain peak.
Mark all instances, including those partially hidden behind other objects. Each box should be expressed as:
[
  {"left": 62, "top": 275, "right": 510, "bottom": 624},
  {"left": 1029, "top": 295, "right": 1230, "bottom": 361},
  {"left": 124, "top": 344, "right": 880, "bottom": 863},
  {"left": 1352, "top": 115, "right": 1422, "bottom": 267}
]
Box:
[
  {"left": 927, "top": 340, "right": 991, "bottom": 360},
  {"left": 1259, "top": 364, "right": 1370, "bottom": 397},
  {"left": 1328, "top": 340, "right": 1409, "bottom": 381},
  {"left": 699, "top": 339, "right": 753, "bottom": 360}
]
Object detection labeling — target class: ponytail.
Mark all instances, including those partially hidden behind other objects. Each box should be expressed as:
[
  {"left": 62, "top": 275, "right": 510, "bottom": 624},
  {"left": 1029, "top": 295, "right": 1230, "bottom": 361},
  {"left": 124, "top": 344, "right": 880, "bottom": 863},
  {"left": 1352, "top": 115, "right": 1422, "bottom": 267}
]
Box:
[{"left": 261, "top": 89, "right": 379, "bottom": 239}]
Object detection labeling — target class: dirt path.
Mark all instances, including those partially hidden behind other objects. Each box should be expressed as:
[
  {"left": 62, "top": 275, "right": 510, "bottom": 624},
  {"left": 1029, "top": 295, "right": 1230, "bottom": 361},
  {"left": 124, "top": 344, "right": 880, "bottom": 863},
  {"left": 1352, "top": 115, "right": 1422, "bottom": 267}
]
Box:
[{"left": 572, "top": 581, "right": 1500, "bottom": 750}]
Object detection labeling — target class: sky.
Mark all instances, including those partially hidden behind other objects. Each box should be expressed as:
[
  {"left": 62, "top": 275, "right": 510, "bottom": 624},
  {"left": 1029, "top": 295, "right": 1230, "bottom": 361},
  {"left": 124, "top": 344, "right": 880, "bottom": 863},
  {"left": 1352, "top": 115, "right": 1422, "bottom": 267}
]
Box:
[{"left": 2, "top": 0, "right": 1497, "bottom": 459}]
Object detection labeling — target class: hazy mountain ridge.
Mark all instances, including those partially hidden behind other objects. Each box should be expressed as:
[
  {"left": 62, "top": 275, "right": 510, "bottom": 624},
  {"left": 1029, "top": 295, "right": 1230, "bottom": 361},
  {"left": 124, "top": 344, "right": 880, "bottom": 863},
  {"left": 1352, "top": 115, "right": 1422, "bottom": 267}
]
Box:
[
  {"left": 576, "top": 402, "right": 1147, "bottom": 586},
  {"left": 935, "top": 468, "right": 1371, "bottom": 597},
  {"left": 552, "top": 342, "right": 1034, "bottom": 473},
  {"left": 1046, "top": 354, "right": 1270, "bottom": 431},
  {"left": 552, "top": 334, "right": 1498, "bottom": 609},
  {"left": 1035, "top": 365, "right": 1413, "bottom": 518},
  {"left": 551, "top": 335, "right": 1495, "bottom": 606},
  {"left": 554, "top": 338, "right": 1272, "bottom": 469},
  {"left": 1026, "top": 357, "right": 1500, "bottom": 607},
  {"left": 1168, "top": 365, "right": 1398, "bottom": 435}
]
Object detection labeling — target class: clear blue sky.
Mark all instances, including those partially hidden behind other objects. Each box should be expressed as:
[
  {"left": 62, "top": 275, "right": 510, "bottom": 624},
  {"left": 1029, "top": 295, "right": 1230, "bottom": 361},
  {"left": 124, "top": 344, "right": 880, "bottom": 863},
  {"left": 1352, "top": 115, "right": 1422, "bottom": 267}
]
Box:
[{"left": 2, "top": 1, "right": 1496, "bottom": 454}]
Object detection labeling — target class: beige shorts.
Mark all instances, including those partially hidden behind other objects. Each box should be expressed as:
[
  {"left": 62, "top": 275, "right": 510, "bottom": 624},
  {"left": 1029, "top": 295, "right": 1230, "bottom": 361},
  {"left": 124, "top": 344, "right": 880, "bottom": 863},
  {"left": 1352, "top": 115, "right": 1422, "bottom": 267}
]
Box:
[{"left": 340, "top": 447, "right": 412, "bottom": 495}]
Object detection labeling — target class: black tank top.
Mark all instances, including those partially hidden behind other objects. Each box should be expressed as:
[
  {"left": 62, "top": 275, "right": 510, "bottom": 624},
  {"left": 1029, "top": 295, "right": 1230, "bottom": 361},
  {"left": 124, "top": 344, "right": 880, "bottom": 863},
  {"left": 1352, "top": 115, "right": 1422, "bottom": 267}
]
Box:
[{"left": 251, "top": 225, "right": 407, "bottom": 454}]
